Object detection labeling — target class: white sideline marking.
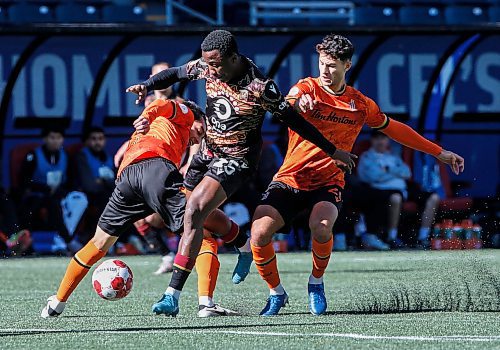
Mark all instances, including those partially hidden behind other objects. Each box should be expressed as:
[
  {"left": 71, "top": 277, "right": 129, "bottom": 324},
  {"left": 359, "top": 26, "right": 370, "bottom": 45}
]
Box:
[{"left": 2, "top": 328, "right": 500, "bottom": 342}]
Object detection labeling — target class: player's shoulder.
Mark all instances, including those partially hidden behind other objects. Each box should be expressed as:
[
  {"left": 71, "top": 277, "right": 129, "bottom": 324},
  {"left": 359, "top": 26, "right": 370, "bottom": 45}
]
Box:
[
  {"left": 290, "top": 77, "right": 317, "bottom": 94},
  {"left": 185, "top": 58, "right": 208, "bottom": 76},
  {"left": 345, "top": 86, "right": 375, "bottom": 108}
]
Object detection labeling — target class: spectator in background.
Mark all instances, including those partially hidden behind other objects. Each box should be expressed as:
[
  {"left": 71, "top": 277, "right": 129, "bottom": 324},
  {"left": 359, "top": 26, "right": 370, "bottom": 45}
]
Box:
[
  {"left": 20, "top": 127, "right": 73, "bottom": 247},
  {"left": 75, "top": 127, "right": 115, "bottom": 243},
  {"left": 358, "top": 132, "right": 440, "bottom": 249}
]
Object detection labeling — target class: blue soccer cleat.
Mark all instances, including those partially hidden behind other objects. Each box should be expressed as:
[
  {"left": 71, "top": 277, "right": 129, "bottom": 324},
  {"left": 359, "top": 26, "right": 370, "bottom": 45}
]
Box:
[
  {"left": 260, "top": 292, "right": 289, "bottom": 316},
  {"left": 152, "top": 293, "right": 179, "bottom": 317},
  {"left": 308, "top": 283, "right": 327, "bottom": 315},
  {"left": 232, "top": 251, "right": 253, "bottom": 284}
]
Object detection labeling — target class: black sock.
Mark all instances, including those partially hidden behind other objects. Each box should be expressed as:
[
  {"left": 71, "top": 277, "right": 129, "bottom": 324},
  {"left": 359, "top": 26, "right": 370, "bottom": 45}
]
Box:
[
  {"left": 168, "top": 254, "right": 195, "bottom": 291},
  {"left": 144, "top": 230, "right": 170, "bottom": 256}
]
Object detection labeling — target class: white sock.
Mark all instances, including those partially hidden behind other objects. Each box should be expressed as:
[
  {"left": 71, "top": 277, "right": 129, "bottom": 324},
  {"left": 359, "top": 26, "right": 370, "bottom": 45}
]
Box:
[
  {"left": 165, "top": 287, "right": 181, "bottom": 300},
  {"left": 308, "top": 274, "right": 323, "bottom": 285},
  {"left": 162, "top": 254, "right": 174, "bottom": 263},
  {"left": 418, "top": 227, "right": 431, "bottom": 241},
  {"left": 49, "top": 297, "right": 66, "bottom": 313},
  {"left": 199, "top": 296, "right": 215, "bottom": 307},
  {"left": 388, "top": 228, "right": 398, "bottom": 241},
  {"left": 270, "top": 284, "right": 285, "bottom": 296},
  {"left": 238, "top": 237, "right": 251, "bottom": 253}
]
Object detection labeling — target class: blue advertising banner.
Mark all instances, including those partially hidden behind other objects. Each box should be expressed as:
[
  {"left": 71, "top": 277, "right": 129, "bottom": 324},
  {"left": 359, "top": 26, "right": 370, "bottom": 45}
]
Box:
[{"left": 0, "top": 31, "right": 498, "bottom": 196}]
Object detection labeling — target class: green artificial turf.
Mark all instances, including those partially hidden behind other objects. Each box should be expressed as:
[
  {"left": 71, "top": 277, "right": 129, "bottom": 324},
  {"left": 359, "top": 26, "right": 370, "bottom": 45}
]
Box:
[{"left": 1, "top": 250, "right": 500, "bottom": 349}]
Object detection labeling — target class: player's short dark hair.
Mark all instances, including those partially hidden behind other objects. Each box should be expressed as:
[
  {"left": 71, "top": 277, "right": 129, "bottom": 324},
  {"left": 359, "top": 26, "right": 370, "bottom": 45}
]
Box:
[
  {"left": 41, "top": 126, "right": 64, "bottom": 138},
  {"left": 182, "top": 100, "right": 205, "bottom": 121},
  {"left": 201, "top": 30, "right": 238, "bottom": 58},
  {"left": 316, "top": 34, "right": 354, "bottom": 61},
  {"left": 82, "top": 126, "right": 105, "bottom": 142}
]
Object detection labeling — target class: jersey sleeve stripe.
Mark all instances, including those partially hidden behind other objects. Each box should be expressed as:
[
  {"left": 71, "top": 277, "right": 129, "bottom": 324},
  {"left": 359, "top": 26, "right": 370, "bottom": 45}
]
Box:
[{"left": 372, "top": 115, "right": 390, "bottom": 130}]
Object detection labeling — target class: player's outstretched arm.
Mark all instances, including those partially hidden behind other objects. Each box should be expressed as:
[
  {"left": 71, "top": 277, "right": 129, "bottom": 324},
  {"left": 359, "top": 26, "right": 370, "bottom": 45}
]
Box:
[
  {"left": 381, "top": 119, "right": 465, "bottom": 175},
  {"left": 126, "top": 65, "right": 189, "bottom": 105}
]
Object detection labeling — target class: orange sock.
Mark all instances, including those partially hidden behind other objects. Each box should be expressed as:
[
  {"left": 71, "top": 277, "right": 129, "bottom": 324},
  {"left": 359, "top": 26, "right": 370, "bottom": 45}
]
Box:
[
  {"left": 251, "top": 242, "right": 280, "bottom": 289},
  {"left": 56, "top": 241, "right": 106, "bottom": 302},
  {"left": 311, "top": 237, "right": 333, "bottom": 278},
  {"left": 196, "top": 237, "right": 219, "bottom": 299}
]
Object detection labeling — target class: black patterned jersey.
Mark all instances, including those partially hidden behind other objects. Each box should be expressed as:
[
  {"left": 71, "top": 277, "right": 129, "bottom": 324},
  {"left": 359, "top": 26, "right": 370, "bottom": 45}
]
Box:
[{"left": 184, "top": 57, "right": 288, "bottom": 167}]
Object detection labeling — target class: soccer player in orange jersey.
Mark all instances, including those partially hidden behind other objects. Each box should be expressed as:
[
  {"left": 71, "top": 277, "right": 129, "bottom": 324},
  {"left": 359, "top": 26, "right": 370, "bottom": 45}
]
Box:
[
  {"left": 251, "top": 34, "right": 465, "bottom": 316},
  {"left": 40, "top": 99, "right": 223, "bottom": 318}
]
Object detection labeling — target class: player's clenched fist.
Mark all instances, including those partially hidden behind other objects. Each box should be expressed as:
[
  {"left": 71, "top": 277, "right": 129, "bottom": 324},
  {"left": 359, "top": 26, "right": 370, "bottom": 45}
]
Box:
[
  {"left": 126, "top": 84, "right": 147, "bottom": 105},
  {"left": 133, "top": 116, "right": 150, "bottom": 134},
  {"left": 296, "top": 93, "right": 318, "bottom": 113}
]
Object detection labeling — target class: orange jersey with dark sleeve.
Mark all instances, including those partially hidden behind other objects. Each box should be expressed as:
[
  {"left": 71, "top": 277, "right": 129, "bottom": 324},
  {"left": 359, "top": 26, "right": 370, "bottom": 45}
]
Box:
[
  {"left": 117, "top": 99, "right": 194, "bottom": 176},
  {"left": 273, "top": 77, "right": 388, "bottom": 190}
]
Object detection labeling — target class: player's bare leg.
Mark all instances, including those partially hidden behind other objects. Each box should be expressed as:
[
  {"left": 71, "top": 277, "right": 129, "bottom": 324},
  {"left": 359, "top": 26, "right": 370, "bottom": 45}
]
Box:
[
  {"left": 387, "top": 193, "right": 403, "bottom": 245},
  {"left": 251, "top": 205, "right": 289, "bottom": 316},
  {"left": 134, "top": 214, "right": 175, "bottom": 275},
  {"left": 308, "top": 202, "right": 337, "bottom": 315},
  {"left": 418, "top": 193, "right": 440, "bottom": 247},
  {"left": 41, "top": 227, "right": 117, "bottom": 318},
  {"left": 152, "top": 177, "right": 228, "bottom": 316}
]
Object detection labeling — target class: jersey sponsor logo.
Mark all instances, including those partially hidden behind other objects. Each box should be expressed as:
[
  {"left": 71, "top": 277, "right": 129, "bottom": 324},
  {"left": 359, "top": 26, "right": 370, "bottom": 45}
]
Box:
[
  {"left": 311, "top": 109, "right": 357, "bottom": 125},
  {"left": 213, "top": 97, "right": 232, "bottom": 120},
  {"left": 212, "top": 158, "right": 248, "bottom": 176}
]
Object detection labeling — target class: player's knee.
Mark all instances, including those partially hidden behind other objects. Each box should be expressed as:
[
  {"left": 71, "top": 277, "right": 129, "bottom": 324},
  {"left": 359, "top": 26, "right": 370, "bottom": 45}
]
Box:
[
  {"left": 389, "top": 193, "right": 403, "bottom": 205},
  {"left": 310, "top": 220, "right": 333, "bottom": 242},
  {"left": 250, "top": 222, "right": 273, "bottom": 247},
  {"left": 428, "top": 193, "right": 440, "bottom": 206},
  {"left": 92, "top": 228, "right": 116, "bottom": 251}
]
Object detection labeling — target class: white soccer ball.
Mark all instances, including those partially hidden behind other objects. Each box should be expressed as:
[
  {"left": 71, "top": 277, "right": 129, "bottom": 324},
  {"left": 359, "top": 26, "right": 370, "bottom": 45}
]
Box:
[{"left": 91, "top": 259, "right": 133, "bottom": 301}]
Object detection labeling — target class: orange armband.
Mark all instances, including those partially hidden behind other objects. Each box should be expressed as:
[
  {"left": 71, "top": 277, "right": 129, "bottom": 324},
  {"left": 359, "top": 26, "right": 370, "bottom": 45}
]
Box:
[{"left": 381, "top": 119, "right": 442, "bottom": 157}]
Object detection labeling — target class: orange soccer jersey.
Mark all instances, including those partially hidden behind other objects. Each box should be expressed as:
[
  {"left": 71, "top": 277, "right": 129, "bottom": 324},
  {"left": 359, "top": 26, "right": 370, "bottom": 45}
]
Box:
[
  {"left": 118, "top": 99, "right": 194, "bottom": 176},
  {"left": 273, "top": 77, "right": 389, "bottom": 191}
]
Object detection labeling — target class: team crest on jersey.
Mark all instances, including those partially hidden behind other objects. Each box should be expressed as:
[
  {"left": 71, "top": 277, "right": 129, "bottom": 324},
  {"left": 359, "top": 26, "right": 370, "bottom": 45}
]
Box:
[
  {"left": 349, "top": 99, "right": 356, "bottom": 111},
  {"left": 239, "top": 90, "right": 249, "bottom": 101}
]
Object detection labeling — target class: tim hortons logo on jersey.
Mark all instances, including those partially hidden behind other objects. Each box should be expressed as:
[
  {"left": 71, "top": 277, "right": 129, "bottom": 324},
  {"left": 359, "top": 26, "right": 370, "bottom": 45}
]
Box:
[{"left": 311, "top": 109, "right": 356, "bottom": 125}]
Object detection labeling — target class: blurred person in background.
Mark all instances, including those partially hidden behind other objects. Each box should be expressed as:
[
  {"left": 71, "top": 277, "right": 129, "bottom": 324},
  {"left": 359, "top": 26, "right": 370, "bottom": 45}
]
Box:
[
  {"left": 20, "top": 126, "right": 77, "bottom": 250},
  {"left": 75, "top": 127, "right": 115, "bottom": 244},
  {"left": 358, "top": 132, "right": 440, "bottom": 249}
]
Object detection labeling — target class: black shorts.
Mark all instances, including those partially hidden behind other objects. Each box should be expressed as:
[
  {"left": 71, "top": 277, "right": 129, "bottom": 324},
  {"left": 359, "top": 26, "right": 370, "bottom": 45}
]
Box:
[
  {"left": 183, "top": 152, "right": 253, "bottom": 198},
  {"left": 98, "top": 157, "right": 185, "bottom": 237},
  {"left": 260, "top": 181, "right": 343, "bottom": 228}
]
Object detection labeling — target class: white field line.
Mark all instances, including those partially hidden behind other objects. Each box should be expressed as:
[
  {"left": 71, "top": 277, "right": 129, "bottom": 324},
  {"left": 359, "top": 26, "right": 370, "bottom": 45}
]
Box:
[{"left": 2, "top": 328, "right": 500, "bottom": 342}]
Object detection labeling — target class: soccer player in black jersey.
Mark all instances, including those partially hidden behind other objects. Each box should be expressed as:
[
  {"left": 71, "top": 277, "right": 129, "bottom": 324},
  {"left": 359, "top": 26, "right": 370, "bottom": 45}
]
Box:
[{"left": 126, "top": 30, "right": 356, "bottom": 316}]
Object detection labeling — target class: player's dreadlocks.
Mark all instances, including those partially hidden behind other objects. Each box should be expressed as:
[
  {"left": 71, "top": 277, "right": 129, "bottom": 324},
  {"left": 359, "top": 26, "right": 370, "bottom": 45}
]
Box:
[
  {"left": 316, "top": 34, "right": 354, "bottom": 62},
  {"left": 183, "top": 100, "right": 205, "bottom": 121},
  {"left": 201, "top": 30, "right": 238, "bottom": 58}
]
